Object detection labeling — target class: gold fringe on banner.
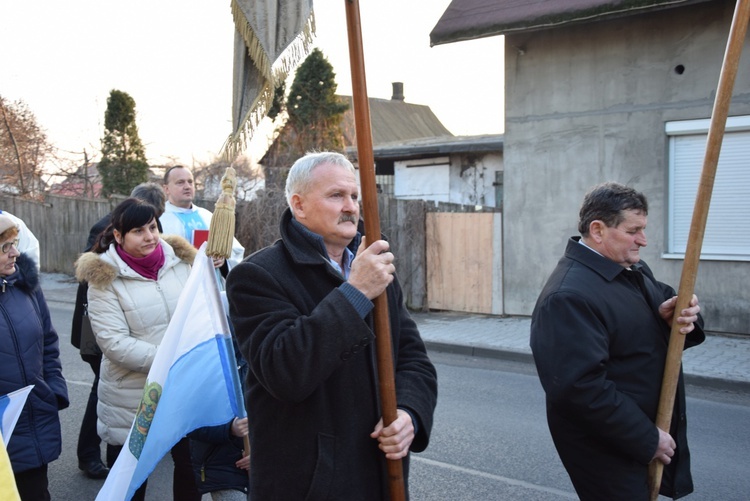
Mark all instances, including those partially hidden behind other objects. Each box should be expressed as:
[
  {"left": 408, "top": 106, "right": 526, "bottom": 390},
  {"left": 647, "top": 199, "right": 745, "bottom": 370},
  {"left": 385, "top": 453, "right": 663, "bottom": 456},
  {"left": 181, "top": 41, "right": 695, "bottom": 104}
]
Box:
[{"left": 222, "top": 0, "right": 315, "bottom": 162}]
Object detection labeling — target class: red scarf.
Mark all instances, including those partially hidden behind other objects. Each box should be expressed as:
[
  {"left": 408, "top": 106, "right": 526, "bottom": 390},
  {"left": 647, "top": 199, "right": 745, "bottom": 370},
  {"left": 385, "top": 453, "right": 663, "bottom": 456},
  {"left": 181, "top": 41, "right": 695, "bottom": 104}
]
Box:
[{"left": 116, "top": 242, "right": 165, "bottom": 280}]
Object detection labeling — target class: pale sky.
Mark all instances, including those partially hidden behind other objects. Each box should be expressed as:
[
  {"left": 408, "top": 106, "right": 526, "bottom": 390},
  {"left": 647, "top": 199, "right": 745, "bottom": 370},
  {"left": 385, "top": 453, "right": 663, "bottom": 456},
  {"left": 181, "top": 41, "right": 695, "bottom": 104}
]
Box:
[{"left": 0, "top": 1, "right": 504, "bottom": 171}]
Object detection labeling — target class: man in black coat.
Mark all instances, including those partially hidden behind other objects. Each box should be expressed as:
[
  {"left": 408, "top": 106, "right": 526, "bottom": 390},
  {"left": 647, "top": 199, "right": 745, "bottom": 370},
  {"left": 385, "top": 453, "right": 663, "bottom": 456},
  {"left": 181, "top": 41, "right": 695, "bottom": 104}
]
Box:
[
  {"left": 227, "top": 151, "right": 438, "bottom": 500},
  {"left": 530, "top": 182, "right": 704, "bottom": 500}
]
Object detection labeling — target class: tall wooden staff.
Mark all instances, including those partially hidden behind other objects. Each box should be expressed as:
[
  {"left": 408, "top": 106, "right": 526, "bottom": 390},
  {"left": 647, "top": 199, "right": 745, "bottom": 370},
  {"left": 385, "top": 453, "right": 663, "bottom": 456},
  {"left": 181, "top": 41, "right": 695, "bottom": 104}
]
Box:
[
  {"left": 648, "top": 1, "right": 750, "bottom": 498},
  {"left": 343, "top": 1, "right": 406, "bottom": 499}
]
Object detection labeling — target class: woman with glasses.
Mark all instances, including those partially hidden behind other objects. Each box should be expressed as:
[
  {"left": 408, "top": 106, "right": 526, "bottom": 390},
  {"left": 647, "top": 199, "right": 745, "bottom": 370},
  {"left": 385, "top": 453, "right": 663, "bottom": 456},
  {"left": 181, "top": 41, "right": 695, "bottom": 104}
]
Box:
[
  {"left": 0, "top": 209, "right": 39, "bottom": 270},
  {"left": 0, "top": 213, "right": 69, "bottom": 500}
]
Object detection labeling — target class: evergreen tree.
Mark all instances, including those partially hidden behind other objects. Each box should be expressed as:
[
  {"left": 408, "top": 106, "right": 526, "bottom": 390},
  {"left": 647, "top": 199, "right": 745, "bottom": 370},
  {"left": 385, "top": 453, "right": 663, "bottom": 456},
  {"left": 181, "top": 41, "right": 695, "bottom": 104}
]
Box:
[
  {"left": 98, "top": 89, "right": 149, "bottom": 196},
  {"left": 264, "top": 49, "right": 349, "bottom": 170},
  {"left": 267, "top": 82, "right": 286, "bottom": 121},
  {"left": 286, "top": 48, "right": 348, "bottom": 147}
]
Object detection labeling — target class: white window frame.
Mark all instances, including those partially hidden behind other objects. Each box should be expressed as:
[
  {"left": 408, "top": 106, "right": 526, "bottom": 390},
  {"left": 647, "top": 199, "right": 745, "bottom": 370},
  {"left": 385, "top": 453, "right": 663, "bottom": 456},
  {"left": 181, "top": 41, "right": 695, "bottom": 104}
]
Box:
[{"left": 665, "top": 115, "right": 750, "bottom": 261}]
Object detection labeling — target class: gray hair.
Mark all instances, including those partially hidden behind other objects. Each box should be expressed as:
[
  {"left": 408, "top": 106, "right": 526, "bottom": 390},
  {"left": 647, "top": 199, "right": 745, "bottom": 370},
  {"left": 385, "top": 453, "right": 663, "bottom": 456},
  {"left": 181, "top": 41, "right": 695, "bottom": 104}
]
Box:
[
  {"left": 131, "top": 182, "right": 167, "bottom": 218},
  {"left": 285, "top": 152, "right": 356, "bottom": 209}
]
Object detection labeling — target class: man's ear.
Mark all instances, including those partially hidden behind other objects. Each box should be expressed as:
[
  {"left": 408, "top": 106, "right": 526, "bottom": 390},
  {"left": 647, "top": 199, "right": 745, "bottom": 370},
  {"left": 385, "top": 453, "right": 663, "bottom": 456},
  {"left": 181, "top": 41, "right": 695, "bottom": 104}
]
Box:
[
  {"left": 589, "top": 220, "right": 605, "bottom": 243},
  {"left": 290, "top": 193, "right": 304, "bottom": 219}
]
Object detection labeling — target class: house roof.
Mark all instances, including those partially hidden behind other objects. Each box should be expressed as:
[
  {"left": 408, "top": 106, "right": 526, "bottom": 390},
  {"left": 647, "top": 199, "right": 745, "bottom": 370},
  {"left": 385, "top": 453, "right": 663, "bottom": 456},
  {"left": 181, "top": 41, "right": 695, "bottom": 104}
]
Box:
[
  {"left": 339, "top": 94, "right": 453, "bottom": 146},
  {"left": 259, "top": 83, "right": 453, "bottom": 166},
  {"left": 430, "top": 0, "right": 711, "bottom": 46},
  {"left": 347, "top": 134, "right": 503, "bottom": 161},
  {"left": 48, "top": 163, "right": 164, "bottom": 198},
  {"left": 48, "top": 163, "right": 102, "bottom": 198}
]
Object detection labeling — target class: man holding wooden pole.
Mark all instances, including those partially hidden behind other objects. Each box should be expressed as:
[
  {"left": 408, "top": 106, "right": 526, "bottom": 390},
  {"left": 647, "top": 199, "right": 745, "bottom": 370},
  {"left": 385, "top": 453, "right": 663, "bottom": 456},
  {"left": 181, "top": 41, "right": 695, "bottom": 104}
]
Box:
[
  {"left": 530, "top": 182, "right": 704, "bottom": 500},
  {"left": 226, "top": 151, "right": 438, "bottom": 500}
]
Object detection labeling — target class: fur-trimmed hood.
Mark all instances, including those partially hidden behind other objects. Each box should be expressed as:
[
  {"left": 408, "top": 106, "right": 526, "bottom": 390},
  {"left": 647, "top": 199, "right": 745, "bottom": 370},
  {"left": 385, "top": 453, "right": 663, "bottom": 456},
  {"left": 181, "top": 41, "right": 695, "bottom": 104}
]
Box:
[{"left": 75, "top": 234, "right": 196, "bottom": 289}]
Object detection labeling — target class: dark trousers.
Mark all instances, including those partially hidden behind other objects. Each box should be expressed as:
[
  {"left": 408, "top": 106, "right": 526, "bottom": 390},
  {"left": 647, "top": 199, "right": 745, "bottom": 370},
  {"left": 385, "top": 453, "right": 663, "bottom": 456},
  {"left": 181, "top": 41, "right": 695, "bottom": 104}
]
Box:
[
  {"left": 15, "top": 464, "right": 50, "bottom": 501},
  {"left": 107, "top": 444, "right": 147, "bottom": 501},
  {"left": 77, "top": 354, "right": 103, "bottom": 462},
  {"left": 107, "top": 437, "right": 200, "bottom": 501},
  {"left": 171, "top": 437, "right": 202, "bottom": 501}
]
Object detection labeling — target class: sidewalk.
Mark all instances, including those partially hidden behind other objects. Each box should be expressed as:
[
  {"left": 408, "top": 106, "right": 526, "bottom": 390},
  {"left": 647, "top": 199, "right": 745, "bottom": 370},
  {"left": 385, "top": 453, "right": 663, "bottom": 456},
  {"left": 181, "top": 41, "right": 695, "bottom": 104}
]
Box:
[
  {"left": 411, "top": 310, "right": 750, "bottom": 393},
  {"left": 41, "top": 273, "right": 750, "bottom": 393}
]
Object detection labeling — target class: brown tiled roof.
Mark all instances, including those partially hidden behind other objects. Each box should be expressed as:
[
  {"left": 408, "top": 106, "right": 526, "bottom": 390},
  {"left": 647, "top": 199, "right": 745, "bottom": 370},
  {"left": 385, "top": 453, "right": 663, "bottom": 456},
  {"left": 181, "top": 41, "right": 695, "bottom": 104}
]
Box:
[
  {"left": 430, "top": 0, "right": 711, "bottom": 46},
  {"left": 339, "top": 95, "right": 453, "bottom": 147},
  {"left": 259, "top": 87, "right": 453, "bottom": 166}
]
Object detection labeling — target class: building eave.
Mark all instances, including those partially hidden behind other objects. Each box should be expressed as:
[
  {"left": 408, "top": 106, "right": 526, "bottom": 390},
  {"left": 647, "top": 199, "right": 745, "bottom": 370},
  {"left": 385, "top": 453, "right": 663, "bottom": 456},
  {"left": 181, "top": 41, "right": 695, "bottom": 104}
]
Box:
[
  {"left": 347, "top": 134, "right": 503, "bottom": 161},
  {"left": 430, "top": 0, "right": 712, "bottom": 46}
]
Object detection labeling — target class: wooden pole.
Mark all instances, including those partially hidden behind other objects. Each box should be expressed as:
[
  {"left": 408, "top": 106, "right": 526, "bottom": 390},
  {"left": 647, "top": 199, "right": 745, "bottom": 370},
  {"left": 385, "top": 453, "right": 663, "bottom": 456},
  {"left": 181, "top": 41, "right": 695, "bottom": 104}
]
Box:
[
  {"left": 648, "top": 1, "right": 750, "bottom": 498},
  {"left": 343, "top": 1, "right": 406, "bottom": 500}
]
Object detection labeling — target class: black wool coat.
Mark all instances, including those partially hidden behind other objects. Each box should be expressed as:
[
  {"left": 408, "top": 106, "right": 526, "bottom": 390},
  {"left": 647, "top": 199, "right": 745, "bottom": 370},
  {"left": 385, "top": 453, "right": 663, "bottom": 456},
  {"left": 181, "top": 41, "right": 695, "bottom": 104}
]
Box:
[
  {"left": 530, "top": 238, "right": 704, "bottom": 500},
  {"left": 226, "top": 209, "right": 437, "bottom": 501}
]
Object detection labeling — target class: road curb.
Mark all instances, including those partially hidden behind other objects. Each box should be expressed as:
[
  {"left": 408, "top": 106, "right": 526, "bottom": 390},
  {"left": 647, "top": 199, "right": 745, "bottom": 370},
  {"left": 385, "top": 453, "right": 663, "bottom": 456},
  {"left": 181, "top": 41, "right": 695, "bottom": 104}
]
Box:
[
  {"left": 425, "top": 341, "right": 535, "bottom": 365},
  {"left": 684, "top": 373, "right": 750, "bottom": 394},
  {"left": 426, "top": 341, "right": 750, "bottom": 394}
]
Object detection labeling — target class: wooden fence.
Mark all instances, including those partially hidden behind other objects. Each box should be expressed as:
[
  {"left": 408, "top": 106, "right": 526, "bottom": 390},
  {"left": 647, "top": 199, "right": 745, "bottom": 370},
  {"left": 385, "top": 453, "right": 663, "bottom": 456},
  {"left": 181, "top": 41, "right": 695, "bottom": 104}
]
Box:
[
  {"left": 1, "top": 194, "right": 122, "bottom": 274},
  {"left": 1, "top": 193, "right": 502, "bottom": 314},
  {"left": 379, "top": 199, "right": 504, "bottom": 314},
  {"left": 426, "top": 211, "right": 503, "bottom": 314}
]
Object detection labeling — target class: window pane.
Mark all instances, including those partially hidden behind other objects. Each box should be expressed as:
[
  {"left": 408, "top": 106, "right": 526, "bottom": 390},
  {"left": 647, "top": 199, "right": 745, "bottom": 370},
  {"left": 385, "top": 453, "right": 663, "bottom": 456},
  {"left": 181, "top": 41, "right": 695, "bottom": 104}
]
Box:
[{"left": 669, "top": 130, "right": 750, "bottom": 258}]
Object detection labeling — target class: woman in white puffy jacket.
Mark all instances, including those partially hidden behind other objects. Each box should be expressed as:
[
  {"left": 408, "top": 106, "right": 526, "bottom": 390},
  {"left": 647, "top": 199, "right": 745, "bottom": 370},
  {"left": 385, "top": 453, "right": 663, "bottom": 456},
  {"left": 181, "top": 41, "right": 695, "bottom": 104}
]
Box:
[{"left": 75, "top": 197, "right": 200, "bottom": 501}]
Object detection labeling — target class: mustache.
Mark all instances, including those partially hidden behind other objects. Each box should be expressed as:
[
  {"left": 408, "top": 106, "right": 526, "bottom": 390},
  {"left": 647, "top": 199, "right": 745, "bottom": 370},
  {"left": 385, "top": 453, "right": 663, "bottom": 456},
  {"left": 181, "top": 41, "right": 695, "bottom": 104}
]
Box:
[{"left": 338, "top": 214, "right": 358, "bottom": 224}]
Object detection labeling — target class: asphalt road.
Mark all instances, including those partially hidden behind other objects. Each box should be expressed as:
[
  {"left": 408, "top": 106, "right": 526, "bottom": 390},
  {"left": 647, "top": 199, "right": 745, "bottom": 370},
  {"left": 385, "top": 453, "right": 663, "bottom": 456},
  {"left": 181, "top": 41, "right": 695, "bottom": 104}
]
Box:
[
  {"left": 416, "top": 352, "right": 750, "bottom": 500},
  {"left": 48, "top": 301, "right": 176, "bottom": 500},
  {"left": 46, "top": 300, "right": 750, "bottom": 500}
]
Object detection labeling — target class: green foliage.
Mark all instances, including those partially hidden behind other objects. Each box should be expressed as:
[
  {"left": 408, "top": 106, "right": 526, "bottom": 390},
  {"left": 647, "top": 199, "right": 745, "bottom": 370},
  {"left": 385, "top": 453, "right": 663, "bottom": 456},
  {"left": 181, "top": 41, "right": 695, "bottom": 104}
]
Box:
[
  {"left": 267, "top": 82, "right": 286, "bottom": 121},
  {"left": 98, "top": 89, "right": 149, "bottom": 196},
  {"left": 264, "top": 49, "right": 349, "bottom": 169},
  {"left": 287, "top": 48, "right": 348, "bottom": 132}
]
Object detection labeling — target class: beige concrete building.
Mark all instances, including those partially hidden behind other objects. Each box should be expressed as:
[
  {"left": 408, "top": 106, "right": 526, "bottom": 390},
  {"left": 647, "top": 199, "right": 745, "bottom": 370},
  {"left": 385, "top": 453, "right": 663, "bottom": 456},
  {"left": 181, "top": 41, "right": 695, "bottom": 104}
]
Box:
[{"left": 432, "top": 0, "right": 750, "bottom": 334}]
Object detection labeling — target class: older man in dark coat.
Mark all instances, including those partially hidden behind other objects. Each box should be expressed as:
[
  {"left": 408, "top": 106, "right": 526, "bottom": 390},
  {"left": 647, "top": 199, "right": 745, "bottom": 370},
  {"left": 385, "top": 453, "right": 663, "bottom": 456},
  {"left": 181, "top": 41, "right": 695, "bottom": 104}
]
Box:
[
  {"left": 530, "top": 182, "right": 704, "bottom": 500},
  {"left": 227, "top": 151, "right": 438, "bottom": 500}
]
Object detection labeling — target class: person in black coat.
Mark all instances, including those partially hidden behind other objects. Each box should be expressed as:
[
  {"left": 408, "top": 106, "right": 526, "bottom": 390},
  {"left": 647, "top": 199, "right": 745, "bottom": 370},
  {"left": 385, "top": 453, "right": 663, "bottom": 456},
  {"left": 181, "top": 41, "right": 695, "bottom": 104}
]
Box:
[
  {"left": 530, "top": 182, "right": 704, "bottom": 500},
  {"left": 0, "top": 214, "right": 69, "bottom": 500},
  {"left": 226, "top": 151, "right": 438, "bottom": 500}
]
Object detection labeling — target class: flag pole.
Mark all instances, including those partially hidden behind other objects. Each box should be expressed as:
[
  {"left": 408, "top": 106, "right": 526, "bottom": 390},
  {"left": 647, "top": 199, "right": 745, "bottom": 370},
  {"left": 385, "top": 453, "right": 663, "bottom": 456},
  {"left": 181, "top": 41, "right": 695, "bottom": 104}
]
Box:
[
  {"left": 648, "top": 1, "right": 750, "bottom": 498},
  {"left": 204, "top": 167, "right": 251, "bottom": 465},
  {"left": 343, "top": 1, "right": 406, "bottom": 499}
]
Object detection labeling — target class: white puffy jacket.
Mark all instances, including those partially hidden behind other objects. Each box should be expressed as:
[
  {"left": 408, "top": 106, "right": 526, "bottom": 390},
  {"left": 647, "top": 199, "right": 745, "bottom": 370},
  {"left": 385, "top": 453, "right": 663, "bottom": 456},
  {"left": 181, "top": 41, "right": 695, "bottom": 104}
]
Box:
[{"left": 75, "top": 235, "right": 196, "bottom": 445}]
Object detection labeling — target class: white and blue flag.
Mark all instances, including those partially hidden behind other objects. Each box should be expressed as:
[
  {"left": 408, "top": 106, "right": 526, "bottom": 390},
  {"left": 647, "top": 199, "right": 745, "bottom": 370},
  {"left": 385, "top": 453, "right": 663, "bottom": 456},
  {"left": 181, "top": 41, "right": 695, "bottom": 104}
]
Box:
[
  {"left": 0, "top": 385, "right": 33, "bottom": 442},
  {"left": 96, "top": 246, "right": 245, "bottom": 501}
]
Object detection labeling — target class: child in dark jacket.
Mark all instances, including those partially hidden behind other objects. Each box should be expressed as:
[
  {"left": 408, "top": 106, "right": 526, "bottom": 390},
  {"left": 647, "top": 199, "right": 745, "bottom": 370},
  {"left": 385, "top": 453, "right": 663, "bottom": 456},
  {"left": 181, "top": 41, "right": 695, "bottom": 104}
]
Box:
[
  {"left": 189, "top": 416, "right": 249, "bottom": 500},
  {"left": 188, "top": 336, "right": 249, "bottom": 500}
]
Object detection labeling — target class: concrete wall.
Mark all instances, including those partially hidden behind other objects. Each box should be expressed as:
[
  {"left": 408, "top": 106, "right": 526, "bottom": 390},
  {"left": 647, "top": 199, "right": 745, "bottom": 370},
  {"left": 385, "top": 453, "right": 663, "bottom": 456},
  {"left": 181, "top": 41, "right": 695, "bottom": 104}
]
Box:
[
  {"left": 503, "top": 0, "right": 750, "bottom": 334},
  {"left": 452, "top": 152, "right": 503, "bottom": 207},
  {"left": 394, "top": 152, "right": 504, "bottom": 207}
]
